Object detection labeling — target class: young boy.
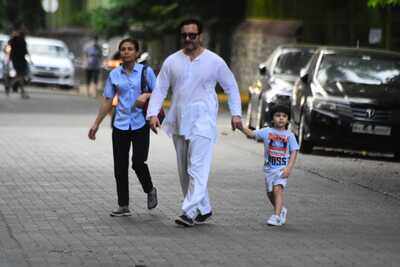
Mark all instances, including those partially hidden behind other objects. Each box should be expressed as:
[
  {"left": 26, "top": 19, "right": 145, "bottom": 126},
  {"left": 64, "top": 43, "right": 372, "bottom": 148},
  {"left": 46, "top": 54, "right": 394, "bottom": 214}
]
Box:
[{"left": 240, "top": 104, "right": 299, "bottom": 226}]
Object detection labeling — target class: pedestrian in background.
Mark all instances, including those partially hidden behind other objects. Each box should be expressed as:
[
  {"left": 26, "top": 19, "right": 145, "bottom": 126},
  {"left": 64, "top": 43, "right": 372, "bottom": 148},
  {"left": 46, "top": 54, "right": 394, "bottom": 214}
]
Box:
[
  {"left": 88, "top": 38, "right": 158, "bottom": 216},
  {"left": 84, "top": 35, "right": 102, "bottom": 97},
  {"left": 239, "top": 104, "right": 299, "bottom": 226},
  {"left": 147, "top": 19, "right": 243, "bottom": 227},
  {"left": 8, "top": 28, "right": 29, "bottom": 99}
]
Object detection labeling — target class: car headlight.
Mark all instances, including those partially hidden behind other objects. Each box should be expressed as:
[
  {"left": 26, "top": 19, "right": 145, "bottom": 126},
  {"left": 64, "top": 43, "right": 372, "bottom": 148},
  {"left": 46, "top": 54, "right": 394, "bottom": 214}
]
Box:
[
  {"left": 313, "top": 99, "right": 336, "bottom": 112},
  {"left": 248, "top": 80, "right": 262, "bottom": 95},
  {"left": 62, "top": 67, "right": 73, "bottom": 74}
]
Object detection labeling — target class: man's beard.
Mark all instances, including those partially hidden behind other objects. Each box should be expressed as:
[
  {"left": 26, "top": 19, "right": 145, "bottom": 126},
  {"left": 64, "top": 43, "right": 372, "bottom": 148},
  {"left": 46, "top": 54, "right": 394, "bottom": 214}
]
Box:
[{"left": 183, "top": 41, "right": 198, "bottom": 51}]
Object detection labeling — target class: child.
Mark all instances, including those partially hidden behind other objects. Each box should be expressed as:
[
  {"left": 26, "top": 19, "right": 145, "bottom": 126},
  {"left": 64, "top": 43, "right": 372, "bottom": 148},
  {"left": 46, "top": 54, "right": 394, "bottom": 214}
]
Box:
[{"left": 240, "top": 104, "right": 299, "bottom": 226}]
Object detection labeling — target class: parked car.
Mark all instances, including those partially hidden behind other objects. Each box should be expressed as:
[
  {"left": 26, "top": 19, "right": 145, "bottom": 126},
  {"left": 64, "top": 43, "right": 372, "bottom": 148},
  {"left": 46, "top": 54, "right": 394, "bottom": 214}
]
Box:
[
  {"left": 27, "top": 36, "right": 75, "bottom": 88},
  {"left": 0, "top": 33, "right": 8, "bottom": 81},
  {"left": 246, "top": 44, "right": 317, "bottom": 129},
  {"left": 290, "top": 46, "right": 400, "bottom": 158}
]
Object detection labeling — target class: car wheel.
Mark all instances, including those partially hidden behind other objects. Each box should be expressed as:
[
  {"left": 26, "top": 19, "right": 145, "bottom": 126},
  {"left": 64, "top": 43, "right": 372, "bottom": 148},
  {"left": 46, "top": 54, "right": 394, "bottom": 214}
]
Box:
[
  {"left": 60, "top": 85, "right": 74, "bottom": 90},
  {"left": 299, "top": 114, "right": 313, "bottom": 154},
  {"left": 394, "top": 152, "right": 400, "bottom": 161}
]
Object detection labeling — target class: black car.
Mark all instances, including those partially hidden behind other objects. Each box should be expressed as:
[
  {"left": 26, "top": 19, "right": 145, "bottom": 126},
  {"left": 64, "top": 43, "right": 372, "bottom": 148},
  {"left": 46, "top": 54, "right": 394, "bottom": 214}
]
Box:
[
  {"left": 291, "top": 46, "right": 400, "bottom": 158},
  {"left": 246, "top": 44, "right": 317, "bottom": 129}
]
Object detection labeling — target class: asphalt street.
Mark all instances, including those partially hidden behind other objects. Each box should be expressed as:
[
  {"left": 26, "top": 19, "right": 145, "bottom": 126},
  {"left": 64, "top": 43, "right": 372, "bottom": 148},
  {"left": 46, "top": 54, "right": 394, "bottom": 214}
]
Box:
[{"left": 0, "top": 86, "right": 399, "bottom": 267}]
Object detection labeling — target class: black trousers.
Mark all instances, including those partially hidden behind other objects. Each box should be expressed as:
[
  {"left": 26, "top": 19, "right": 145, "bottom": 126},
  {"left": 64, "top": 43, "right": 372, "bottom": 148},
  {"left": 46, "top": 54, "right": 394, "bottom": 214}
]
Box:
[{"left": 112, "top": 124, "right": 153, "bottom": 207}]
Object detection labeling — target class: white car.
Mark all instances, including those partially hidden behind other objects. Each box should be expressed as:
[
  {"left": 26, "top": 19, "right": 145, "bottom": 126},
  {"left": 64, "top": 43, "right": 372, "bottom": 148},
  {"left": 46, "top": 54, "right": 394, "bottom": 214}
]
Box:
[
  {"left": 0, "top": 34, "right": 8, "bottom": 80},
  {"left": 27, "top": 37, "right": 75, "bottom": 88}
]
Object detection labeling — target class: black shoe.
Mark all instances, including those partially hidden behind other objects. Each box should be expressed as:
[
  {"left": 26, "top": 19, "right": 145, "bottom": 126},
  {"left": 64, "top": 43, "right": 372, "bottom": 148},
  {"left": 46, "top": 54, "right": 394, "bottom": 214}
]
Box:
[
  {"left": 147, "top": 187, "right": 158, "bottom": 210},
  {"left": 194, "top": 212, "right": 213, "bottom": 224},
  {"left": 175, "top": 214, "right": 194, "bottom": 227},
  {"left": 110, "top": 206, "right": 132, "bottom": 217}
]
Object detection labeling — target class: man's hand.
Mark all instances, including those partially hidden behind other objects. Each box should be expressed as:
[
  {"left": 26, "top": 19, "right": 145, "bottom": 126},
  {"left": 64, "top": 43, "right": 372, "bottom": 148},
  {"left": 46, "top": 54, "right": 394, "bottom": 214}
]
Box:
[
  {"left": 135, "top": 93, "right": 151, "bottom": 108},
  {"left": 88, "top": 124, "right": 99, "bottom": 140},
  {"left": 231, "top": 115, "right": 243, "bottom": 131},
  {"left": 149, "top": 116, "right": 160, "bottom": 134}
]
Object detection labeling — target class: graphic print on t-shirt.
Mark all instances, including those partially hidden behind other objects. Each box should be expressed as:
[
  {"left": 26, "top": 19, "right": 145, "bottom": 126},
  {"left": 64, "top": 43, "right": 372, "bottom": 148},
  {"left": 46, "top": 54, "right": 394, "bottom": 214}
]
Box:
[{"left": 267, "top": 133, "right": 289, "bottom": 167}]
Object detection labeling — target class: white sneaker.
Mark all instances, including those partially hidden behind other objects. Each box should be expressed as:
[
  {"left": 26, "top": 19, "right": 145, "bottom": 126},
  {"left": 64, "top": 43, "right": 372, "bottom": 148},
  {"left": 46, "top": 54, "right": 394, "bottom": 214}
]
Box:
[
  {"left": 280, "top": 207, "right": 287, "bottom": 225},
  {"left": 267, "top": 214, "right": 282, "bottom": 226}
]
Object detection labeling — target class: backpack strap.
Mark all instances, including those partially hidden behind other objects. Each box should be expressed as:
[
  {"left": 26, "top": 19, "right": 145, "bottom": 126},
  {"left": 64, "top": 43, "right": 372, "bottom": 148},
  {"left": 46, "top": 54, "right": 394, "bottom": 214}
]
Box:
[{"left": 140, "top": 64, "right": 149, "bottom": 93}]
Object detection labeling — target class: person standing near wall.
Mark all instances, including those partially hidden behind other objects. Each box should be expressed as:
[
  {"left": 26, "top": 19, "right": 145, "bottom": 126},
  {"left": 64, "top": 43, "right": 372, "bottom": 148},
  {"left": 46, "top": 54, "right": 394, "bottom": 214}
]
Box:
[{"left": 84, "top": 35, "right": 102, "bottom": 97}]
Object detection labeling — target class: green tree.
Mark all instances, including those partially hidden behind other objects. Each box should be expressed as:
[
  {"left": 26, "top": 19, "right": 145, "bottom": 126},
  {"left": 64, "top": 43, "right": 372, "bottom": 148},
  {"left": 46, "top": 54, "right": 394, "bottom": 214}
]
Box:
[
  {"left": 367, "top": 0, "right": 400, "bottom": 49},
  {"left": 0, "top": 0, "right": 45, "bottom": 33},
  {"left": 88, "top": 0, "right": 245, "bottom": 38},
  {"left": 368, "top": 0, "right": 400, "bottom": 7}
]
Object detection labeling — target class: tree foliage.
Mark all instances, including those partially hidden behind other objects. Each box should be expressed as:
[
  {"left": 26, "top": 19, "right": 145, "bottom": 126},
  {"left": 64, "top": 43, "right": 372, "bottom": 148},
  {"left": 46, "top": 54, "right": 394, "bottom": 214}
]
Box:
[
  {"left": 89, "top": 0, "right": 245, "bottom": 38},
  {"left": 1, "top": 0, "right": 45, "bottom": 33},
  {"left": 368, "top": 0, "right": 400, "bottom": 7}
]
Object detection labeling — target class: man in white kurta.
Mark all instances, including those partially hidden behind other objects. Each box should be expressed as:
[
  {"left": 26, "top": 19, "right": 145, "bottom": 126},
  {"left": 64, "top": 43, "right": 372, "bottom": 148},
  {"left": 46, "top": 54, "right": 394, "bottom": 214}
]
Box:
[{"left": 147, "top": 19, "right": 242, "bottom": 227}]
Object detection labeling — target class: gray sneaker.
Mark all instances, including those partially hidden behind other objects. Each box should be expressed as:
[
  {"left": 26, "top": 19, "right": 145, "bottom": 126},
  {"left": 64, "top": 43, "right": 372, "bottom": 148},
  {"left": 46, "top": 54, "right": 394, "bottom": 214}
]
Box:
[
  {"left": 110, "top": 206, "right": 132, "bottom": 217},
  {"left": 147, "top": 187, "right": 158, "bottom": 209},
  {"left": 175, "top": 214, "right": 194, "bottom": 227}
]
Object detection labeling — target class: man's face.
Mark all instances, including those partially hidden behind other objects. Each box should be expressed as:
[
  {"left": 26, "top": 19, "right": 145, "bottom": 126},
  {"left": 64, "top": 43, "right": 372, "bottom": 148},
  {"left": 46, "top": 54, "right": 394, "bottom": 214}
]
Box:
[{"left": 180, "top": 24, "right": 201, "bottom": 52}]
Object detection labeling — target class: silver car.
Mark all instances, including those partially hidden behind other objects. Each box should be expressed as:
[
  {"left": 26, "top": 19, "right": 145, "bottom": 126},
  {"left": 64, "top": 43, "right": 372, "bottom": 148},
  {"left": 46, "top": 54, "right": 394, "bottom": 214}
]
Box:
[{"left": 27, "top": 37, "right": 75, "bottom": 88}]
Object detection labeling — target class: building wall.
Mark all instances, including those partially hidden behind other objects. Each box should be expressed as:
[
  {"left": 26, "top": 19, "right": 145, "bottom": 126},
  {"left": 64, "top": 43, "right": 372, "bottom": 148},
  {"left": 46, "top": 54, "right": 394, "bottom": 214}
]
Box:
[{"left": 230, "top": 19, "right": 301, "bottom": 91}]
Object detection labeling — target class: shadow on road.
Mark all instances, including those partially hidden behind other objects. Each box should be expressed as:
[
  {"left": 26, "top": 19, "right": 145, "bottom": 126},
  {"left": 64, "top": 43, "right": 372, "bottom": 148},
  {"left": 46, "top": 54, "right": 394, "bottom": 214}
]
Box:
[{"left": 310, "top": 147, "right": 398, "bottom": 163}]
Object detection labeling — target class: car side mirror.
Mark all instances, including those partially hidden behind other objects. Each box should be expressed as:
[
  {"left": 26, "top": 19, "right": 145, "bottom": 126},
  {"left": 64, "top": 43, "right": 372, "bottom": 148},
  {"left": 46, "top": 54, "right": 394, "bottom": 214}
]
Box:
[
  {"left": 300, "top": 68, "right": 309, "bottom": 83},
  {"left": 258, "top": 64, "right": 269, "bottom": 78}
]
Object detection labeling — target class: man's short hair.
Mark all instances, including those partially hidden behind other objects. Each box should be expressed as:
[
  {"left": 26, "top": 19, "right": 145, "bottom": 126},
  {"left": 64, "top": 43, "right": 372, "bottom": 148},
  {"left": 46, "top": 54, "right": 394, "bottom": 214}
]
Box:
[
  {"left": 179, "top": 19, "right": 203, "bottom": 34},
  {"left": 118, "top": 38, "right": 139, "bottom": 51}
]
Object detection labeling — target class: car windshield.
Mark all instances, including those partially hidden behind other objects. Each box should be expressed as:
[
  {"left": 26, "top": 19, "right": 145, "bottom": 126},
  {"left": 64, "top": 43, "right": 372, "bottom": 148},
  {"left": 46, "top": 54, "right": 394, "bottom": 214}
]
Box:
[
  {"left": 28, "top": 43, "right": 68, "bottom": 57},
  {"left": 273, "top": 49, "right": 314, "bottom": 76},
  {"left": 317, "top": 53, "right": 400, "bottom": 86}
]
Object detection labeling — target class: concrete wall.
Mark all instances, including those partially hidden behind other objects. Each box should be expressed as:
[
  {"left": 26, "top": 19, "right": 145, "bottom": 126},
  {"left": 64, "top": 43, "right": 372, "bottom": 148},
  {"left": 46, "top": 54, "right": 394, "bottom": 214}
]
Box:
[{"left": 230, "top": 19, "right": 302, "bottom": 91}]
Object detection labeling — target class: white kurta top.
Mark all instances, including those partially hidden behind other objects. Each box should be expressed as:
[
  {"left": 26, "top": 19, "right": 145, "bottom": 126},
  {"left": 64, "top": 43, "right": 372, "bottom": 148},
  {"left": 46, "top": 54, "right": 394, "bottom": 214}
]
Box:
[{"left": 147, "top": 49, "right": 242, "bottom": 142}]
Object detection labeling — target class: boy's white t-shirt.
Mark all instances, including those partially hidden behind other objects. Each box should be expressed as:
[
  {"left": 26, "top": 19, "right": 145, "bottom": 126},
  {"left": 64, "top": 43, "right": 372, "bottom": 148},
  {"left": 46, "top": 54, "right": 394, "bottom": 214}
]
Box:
[{"left": 254, "top": 127, "right": 299, "bottom": 173}]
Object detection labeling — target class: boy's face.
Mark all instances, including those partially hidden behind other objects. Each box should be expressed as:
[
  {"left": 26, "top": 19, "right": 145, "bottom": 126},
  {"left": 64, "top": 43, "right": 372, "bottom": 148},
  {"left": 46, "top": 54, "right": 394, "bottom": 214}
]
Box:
[{"left": 272, "top": 112, "right": 289, "bottom": 129}]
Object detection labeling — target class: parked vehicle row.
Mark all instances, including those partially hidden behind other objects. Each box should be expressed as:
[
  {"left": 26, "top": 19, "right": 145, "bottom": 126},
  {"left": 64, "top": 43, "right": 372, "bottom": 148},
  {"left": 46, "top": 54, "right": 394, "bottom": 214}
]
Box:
[
  {"left": 246, "top": 44, "right": 317, "bottom": 130},
  {"left": 246, "top": 44, "right": 400, "bottom": 158}
]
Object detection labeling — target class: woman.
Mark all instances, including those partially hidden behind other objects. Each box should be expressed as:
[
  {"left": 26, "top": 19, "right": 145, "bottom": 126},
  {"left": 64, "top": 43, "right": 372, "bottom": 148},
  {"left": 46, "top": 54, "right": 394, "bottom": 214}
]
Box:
[{"left": 88, "top": 38, "right": 157, "bottom": 216}]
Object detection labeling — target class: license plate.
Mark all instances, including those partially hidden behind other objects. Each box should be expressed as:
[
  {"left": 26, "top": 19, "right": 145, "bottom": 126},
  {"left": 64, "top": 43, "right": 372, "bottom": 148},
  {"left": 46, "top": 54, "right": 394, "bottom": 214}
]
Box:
[{"left": 352, "top": 123, "right": 391, "bottom": 136}]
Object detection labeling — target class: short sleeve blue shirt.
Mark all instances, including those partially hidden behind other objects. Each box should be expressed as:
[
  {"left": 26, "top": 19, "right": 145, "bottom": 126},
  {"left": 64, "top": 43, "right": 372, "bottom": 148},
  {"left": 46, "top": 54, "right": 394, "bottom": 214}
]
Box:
[
  {"left": 103, "top": 63, "right": 156, "bottom": 131},
  {"left": 254, "top": 127, "right": 299, "bottom": 172}
]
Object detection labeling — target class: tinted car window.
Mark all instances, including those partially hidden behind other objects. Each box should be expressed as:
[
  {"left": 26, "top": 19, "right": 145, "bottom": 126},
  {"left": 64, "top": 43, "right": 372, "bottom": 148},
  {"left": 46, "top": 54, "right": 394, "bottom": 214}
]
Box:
[
  {"left": 28, "top": 43, "right": 68, "bottom": 57},
  {"left": 273, "top": 49, "right": 314, "bottom": 76},
  {"left": 317, "top": 53, "right": 400, "bottom": 86}
]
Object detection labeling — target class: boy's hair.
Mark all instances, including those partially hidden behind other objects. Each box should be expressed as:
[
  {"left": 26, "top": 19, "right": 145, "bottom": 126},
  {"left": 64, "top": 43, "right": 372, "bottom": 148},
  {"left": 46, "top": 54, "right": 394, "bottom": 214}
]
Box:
[{"left": 271, "top": 104, "right": 290, "bottom": 120}]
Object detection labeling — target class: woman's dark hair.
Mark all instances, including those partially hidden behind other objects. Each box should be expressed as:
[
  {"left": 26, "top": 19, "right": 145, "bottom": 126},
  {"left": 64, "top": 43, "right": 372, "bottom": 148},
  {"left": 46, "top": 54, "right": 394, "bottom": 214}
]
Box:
[
  {"left": 118, "top": 38, "right": 139, "bottom": 51},
  {"left": 179, "top": 19, "right": 203, "bottom": 34}
]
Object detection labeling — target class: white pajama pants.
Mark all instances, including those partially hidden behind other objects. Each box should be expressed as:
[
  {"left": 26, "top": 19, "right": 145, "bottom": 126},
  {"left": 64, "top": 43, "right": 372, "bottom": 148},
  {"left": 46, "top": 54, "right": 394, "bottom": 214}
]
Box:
[{"left": 173, "top": 135, "right": 214, "bottom": 219}]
